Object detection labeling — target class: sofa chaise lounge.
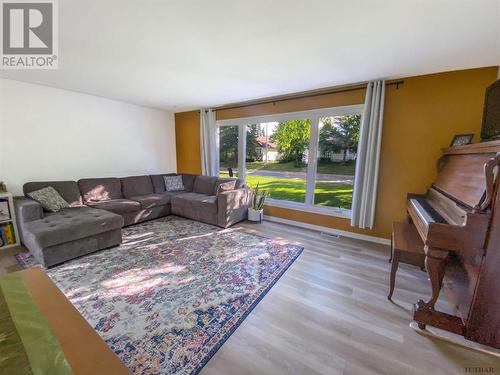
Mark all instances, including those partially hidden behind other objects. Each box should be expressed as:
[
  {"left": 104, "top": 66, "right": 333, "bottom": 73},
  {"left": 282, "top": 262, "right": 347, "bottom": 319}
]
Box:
[{"left": 15, "top": 174, "right": 251, "bottom": 268}]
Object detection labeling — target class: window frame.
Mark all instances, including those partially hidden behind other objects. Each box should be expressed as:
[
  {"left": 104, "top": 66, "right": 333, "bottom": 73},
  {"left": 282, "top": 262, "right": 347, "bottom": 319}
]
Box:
[{"left": 217, "top": 104, "right": 364, "bottom": 218}]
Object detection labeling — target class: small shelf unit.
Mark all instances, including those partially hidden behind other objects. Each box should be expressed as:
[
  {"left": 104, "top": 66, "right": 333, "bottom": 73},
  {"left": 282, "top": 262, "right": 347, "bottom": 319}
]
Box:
[{"left": 0, "top": 192, "right": 20, "bottom": 250}]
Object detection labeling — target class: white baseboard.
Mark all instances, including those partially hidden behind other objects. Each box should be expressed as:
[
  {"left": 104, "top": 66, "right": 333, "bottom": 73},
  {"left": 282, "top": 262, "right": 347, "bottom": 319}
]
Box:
[{"left": 263, "top": 215, "right": 391, "bottom": 245}]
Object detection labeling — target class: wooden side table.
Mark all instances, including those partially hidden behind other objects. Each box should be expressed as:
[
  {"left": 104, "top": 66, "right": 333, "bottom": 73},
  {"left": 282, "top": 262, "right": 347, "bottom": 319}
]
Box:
[{"left": 388, "top": 222, "right": 426, "bottom": 300}]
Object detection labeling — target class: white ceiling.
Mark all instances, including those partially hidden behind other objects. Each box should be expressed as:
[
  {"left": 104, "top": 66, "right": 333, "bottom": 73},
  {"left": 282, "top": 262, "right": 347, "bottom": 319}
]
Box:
[{"left": 1, "top": 0, "right": 499, "bottom": 111}]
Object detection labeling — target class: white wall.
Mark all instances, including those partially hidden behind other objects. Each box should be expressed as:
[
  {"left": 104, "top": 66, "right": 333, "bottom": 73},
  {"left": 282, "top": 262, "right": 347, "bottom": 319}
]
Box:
[{"left": 0, "top": 79, "right": 176, "bottom": 195}]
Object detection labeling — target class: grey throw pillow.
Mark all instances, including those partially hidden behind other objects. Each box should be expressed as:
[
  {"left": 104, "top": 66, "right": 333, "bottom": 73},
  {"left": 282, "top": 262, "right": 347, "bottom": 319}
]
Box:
[
  {"left": 164, "top": 175, "right": 185, "bottom": 191},
  {"left": 27, "top": 186, "right": 70, "bottom": 212},
  {"left": 216, "top": 180, "right": 236, "bottom": 195}
]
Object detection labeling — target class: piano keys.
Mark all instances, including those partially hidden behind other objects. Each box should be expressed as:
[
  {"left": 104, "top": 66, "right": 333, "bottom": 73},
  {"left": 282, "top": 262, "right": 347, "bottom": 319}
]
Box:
[
  {"left": 408, "top": 196, "right": 447, "bottom": 224},
  {"left": 402, "top": 139, "right": 500, "bottom": 348}
]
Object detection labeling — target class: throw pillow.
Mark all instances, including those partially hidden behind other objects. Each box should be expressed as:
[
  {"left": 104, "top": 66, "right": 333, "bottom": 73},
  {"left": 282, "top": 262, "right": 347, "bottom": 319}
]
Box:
[
  {"left": 216, "top": 180, "right": 236, "bottom": 195},
  {"left": 27, "top": 186, "right": 70, "bottom": 212},
  {"left": 164, "top": 175, "right": 185, "bottom": 191}
]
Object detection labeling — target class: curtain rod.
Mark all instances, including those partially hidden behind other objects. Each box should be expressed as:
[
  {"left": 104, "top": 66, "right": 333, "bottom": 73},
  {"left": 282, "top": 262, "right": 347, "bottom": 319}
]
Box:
[{"left": 200, "top": 80, "right": 404, "bottom": 113}]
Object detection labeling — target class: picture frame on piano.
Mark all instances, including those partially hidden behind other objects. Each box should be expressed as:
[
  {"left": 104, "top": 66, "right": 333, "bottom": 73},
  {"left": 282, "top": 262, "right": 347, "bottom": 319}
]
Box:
[{"left": 450, "top": 133, "right": 473, "bottom": 147}]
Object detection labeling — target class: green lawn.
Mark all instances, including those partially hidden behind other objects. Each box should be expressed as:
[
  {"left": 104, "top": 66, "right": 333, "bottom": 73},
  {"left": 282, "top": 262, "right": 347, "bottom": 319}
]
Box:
[
  {"left": 244, "top": 174, "right": 353, "bottom": 209},
  {"left": 244, "top": 160, "right": 356, "bottom": 175},
  {"left": 316, "top": 160, "right": 356, "bottom": 175}
]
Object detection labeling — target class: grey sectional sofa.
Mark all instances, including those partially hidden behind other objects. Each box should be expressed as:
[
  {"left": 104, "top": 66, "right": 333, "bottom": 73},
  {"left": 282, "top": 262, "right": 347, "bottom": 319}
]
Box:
[{"left": 15, "top": 174, "right": 251, "bottom": 268}]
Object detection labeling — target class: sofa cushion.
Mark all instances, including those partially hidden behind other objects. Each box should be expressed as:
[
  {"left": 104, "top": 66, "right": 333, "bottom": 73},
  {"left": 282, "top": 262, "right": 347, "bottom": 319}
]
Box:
[
  {"left": 215, "top": 180, "right": 236, "bottom": 195},
  {"left": 191, "top": 195, "right": 217, "bottom": 211},
  {"left": 150, "top": 174, "right": 196, "bottom": 193},
  {"left": 171, "top": 193, "right": 218, "bottom": 225},
  {"left": 23, "top": 207, "right": 123, "bottom": 248},
  {"left": 163, "top": 175, "right": 184, "bottom": 191},
  {"left": 87, "top": 199, "right": 141, "bottom": 214},
  {"left": 121, "top": 175, "right": 154, "bottom": 198},
  {"left": 180, "top": 175, "right": 196, "bottom": 192},
  {"left": 150, "top": 173, "right": 177, "bottom": 193},
  {"left": 216, "top": 177, "right": 244, "bottom": 190},
  {"left": 130, "top": 194, "right": 171, "bottom": 209},
  {"left": 171, "top": 192, "right": 217, "bottom": 213},
  {"left": 235, "top": 179, "right": 244, "bottom": 189},
  {"left": 27, "top": 186, "right": 70, "bottom": 212},
  {"left": 193, "top": 176, "right": 218, "bottom": 195},
  {"left": 78, "top": 178, "right": 122, "bottom": 203},
  {"left": 161, "top": 190, "right": 189, "bottom": 199},
  {"left": 24, "top": 181, "right": 83, "bottom": 206}
]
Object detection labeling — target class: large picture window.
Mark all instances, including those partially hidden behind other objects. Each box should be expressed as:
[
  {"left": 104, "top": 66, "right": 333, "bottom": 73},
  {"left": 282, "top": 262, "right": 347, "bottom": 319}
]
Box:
[
  {"left": 217, "top": 105, "right": 363, "bottom": 217},
  {"left": 219, "top": 125, "right": 240, "bottom": 177}
]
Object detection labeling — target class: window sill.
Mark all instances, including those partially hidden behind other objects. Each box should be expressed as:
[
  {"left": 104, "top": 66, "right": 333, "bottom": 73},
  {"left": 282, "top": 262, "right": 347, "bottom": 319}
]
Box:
[{"left": 264, "top": 199, "right": 352, "bottom": 219}]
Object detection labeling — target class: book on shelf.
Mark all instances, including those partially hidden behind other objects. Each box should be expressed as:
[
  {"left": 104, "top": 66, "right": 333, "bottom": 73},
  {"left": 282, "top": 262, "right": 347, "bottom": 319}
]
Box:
[
  {"left": 0, "top": 222, "right": 16, "bottom": 247},
  {"left": 0, "top": 200, "right": 11, "bottom": 221}
]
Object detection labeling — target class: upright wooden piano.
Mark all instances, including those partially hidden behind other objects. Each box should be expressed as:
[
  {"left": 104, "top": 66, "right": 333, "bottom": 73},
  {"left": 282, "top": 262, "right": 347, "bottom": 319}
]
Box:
[{"left": 406, "top": 139, "right": 500, "bottom": 348}]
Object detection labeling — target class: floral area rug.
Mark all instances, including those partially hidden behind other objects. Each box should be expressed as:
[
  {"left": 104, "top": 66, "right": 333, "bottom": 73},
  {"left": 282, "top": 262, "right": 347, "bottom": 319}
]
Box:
[{"left": 16, "top": 216, "right": 303, "bottom": 374}]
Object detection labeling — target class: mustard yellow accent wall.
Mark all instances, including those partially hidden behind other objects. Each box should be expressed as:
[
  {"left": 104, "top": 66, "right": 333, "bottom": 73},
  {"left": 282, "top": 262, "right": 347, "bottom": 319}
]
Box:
[
  {"left": 175, "top": 67, "right": 499, "bottom": 238},
  {"left": 175, "top": 110, "right": 202, "bottom": 175}
]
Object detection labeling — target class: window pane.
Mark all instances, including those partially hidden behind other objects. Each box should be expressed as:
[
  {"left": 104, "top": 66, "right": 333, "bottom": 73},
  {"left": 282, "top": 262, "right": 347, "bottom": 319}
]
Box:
[
  {"left": 219, "top": 125, "right": 239, "bottom": 178},
  {"left": 246, "top": 119, "right": 311, "bottom": 204},
  {"left": 314, "top": 115, "right": 360, "bottom": 209}
]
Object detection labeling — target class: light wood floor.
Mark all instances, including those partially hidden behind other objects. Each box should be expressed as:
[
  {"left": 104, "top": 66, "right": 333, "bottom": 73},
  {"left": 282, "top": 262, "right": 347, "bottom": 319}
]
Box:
[{"left": 1, "top": 220, "right": 499, "bottom": 374}]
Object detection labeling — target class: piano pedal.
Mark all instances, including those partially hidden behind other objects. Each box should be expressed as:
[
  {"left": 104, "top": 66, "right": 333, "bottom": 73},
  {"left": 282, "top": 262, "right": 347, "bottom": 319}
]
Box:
[{"left": 413, "top": 300, "right": 465, "bottom": 335}]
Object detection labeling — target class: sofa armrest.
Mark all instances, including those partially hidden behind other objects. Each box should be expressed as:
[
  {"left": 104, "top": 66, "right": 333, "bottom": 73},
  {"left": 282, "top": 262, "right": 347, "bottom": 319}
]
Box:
[
  {"left": 14, "top": 197, "right": 44, "bottom": 223},
  {"left": 14, "top": 197, "right": 44, "bottom": 245},
  {"left": 217, "top": 188, "right": 252, "bottom": 228}
]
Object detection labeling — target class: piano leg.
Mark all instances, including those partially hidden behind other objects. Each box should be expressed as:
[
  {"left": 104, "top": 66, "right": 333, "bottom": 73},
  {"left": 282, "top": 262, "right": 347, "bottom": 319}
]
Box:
[
  {"left": 413, "top": 252, "right": 447, "bottom": 328},
  {"left": 423, "top": 248, "right": 448, "bottom": 309}
]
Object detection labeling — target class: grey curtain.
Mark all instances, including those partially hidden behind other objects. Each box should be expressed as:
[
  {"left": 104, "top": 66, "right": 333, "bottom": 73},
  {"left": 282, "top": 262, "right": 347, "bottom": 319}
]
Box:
[
  {"left": 351, "top": 80, "right": 385, "bottom": 229},
  {"left": 200, "top": 109, "right": 219, "bottom": 176}
]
